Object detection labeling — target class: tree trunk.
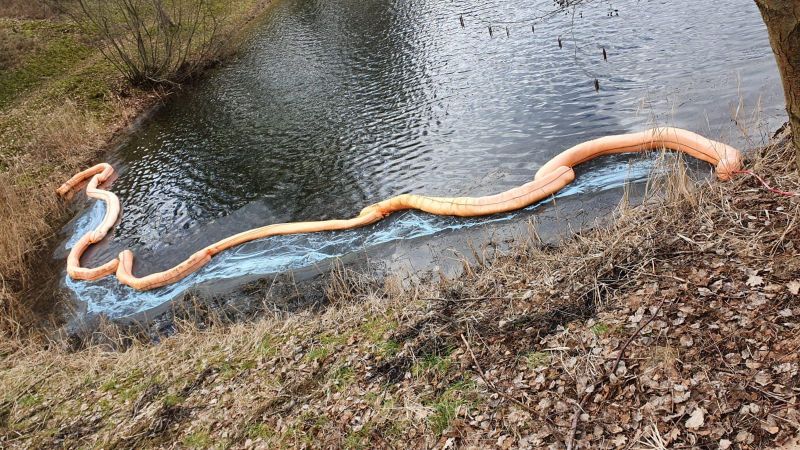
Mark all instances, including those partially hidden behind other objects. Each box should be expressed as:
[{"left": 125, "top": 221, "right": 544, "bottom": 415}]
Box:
[{"left": 755, "top": 0, "right": 800, "bottom": 169}]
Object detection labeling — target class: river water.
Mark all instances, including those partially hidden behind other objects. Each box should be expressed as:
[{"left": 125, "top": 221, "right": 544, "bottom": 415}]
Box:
[{"left": 56, "top": 0, "right": 785, "bottom": 317}]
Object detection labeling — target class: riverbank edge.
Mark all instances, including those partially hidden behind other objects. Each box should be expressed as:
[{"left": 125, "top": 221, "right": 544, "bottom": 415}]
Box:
[
  {"left": 0, "top": 0, "right": 278, "bottom": 336},
  {"left": 0, "top": 128, "right": 797, "bottom": 448}
]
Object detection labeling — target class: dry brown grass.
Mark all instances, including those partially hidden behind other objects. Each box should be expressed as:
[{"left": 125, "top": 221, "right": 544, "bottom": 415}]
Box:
[
  {"left": 34, "top": 100, "right": 104, "bottom": 159},
  {"left": 0, "top": 27, "right": 42, "bottom": 70},
  {"left": 0, "top": 103, "right": 103, "bottom": 278},
  {"left": 0, "top": 129, "right": 796, "bottom": 448}
]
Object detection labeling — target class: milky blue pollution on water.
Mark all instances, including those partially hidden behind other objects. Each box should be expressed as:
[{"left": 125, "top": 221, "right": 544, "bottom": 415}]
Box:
[{"left": 58, "top": 0, "right": 785, "bottom": 317}]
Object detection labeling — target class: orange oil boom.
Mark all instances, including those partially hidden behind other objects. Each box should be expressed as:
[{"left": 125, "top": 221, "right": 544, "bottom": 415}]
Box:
[{"left": 58, "top": 127, "right": 740, "bottom": 291}]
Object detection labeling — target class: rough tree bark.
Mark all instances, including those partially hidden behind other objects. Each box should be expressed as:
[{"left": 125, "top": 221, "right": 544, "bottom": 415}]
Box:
[{"left": 755, "top": 0, "right": 800, "bottom": 169}]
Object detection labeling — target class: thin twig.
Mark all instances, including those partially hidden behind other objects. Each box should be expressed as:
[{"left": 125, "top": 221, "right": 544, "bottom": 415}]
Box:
[
  {"left": 460, "top": 334, "right": 537, "bottom": 415},
  {"left": 565, "top": 298, "right": 667, "bottom": 449},
  {"left": 611, "top": 298, "right": 667, "bottom": 374}
]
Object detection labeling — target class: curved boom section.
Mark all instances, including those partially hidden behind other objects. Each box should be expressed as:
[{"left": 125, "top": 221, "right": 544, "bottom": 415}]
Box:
[{"left": 58, "top": 127, "right": 741, "bottom": 291}]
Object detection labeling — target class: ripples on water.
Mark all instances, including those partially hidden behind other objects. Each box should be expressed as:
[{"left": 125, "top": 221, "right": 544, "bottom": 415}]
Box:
[{"left": 59, "top": 0, "right": 785, "bottom": 317}]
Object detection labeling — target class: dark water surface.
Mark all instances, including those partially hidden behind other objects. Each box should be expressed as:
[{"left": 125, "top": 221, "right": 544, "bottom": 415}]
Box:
[{"left": 58, "top": 0, "right": 785, "bottom": 317}]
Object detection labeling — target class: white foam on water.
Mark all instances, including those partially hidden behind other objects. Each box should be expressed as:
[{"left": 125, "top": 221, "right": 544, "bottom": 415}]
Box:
[{"left": 64, "top": 157, "right": 661, "bottom": 317}]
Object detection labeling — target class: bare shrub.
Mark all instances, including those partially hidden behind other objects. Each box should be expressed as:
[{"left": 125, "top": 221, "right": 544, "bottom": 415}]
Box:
[{"left": 67, "top": 0, "right": 221, "bottom": 86}]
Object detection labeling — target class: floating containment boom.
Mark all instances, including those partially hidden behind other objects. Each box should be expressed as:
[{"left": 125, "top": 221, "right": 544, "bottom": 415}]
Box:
[{"left": 59, "top": 127, "right": 741, "bottom": 291}]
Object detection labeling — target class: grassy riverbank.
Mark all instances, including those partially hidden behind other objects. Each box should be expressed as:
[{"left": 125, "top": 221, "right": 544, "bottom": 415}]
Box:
[
  {"left": 0, "top": 0, "right": 274, "bottom": 333},
  {"left": 1, "top": 129, "right": 797, "bottom": 448}
]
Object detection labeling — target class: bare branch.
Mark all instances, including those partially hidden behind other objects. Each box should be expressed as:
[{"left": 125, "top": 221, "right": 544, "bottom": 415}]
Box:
[{"left": 61, "top": 0, "right": 222, "bottom": 86}]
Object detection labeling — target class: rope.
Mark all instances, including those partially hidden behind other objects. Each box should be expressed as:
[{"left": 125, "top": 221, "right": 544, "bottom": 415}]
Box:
[{"left": 733, "top": 169, "right": 799, "bottom": 197}]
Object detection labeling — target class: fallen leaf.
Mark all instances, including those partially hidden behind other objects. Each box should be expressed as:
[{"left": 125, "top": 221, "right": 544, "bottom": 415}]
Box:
[
  {"left": 755, "top": 371, "right": 771, "bottom": 386},
  {"left": 736, "top": 430, "right": 754, "bottom": 443},
  {"left": 685, "top": 407, "right": 705, "bottom": 430},
  {"left": 787, "top": 280, "right": 800, "bottom": 295},
  {"left": 745, "top": 360, "right": 762, "bottom": 369},
  {"left": 672, "top": 385, "right": 690, "bottom": 403},
  {"left": 761, "top": 424, "right": 779, "bottom": 434},
  {"left": 746, "top": 275, "right": 763, "bottom": 287}
]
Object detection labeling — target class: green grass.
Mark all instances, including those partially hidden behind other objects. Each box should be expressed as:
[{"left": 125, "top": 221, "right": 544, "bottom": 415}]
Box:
[
  {"left": 590, "top": 322, "right": 612, "bottom": 336},
  {"left": 411, "top": 351, "right": 452, "bottom": 378},
  {"left": 303, "top": 331, "right": 352, "bottom": 363},
  {"left": 429, "top": 398, "right": 461, "bottom": 436},
  {"left": 319, "top": 332, "right": 349, "bottom": 346},
  {"left": 162, "top": 393, "right": 184, "bottom": 408},
  {"left": 17, "top": 393, "right": 41, "bottom": 408},
  {"left": 329, "top": 365, "right": 354, "bottom": 392},
  {"left": 305, "top": 346, "right": 330, "bottom": 362},
  {"left": 0, "top": 20, "right": 93, "bottom": 109},
  {"left": 377, "top": 339, "right": 400, "bottom": 359},
  {"left": 360, "top": 316, "right": 398, "bottom": 342},
  {"left": 47, "top": 59, "right": 117, "bottom": 111},
  {"left": 184, "top": 430, "right": 211, "bottom": 448},
  {"left": 524, "top": 351, "right": 550, "bottom": 369},
  {"left": 246, "top": 422, "right": 275, "bottom": 440},
  {"left": 343, "top": 423, "right": 373, "bottom": 450},
  {"left": 100, "top": 378, "right": 118, "bottom": 392},
  {"left": 258, "top": 334, "right": 278, "bottom": 357},
  {"left": 426, "top": 379, "right": 479, "bottom": 436},
  {"left": 278, "top": 425, "right": 313, "bottom": 447}
]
